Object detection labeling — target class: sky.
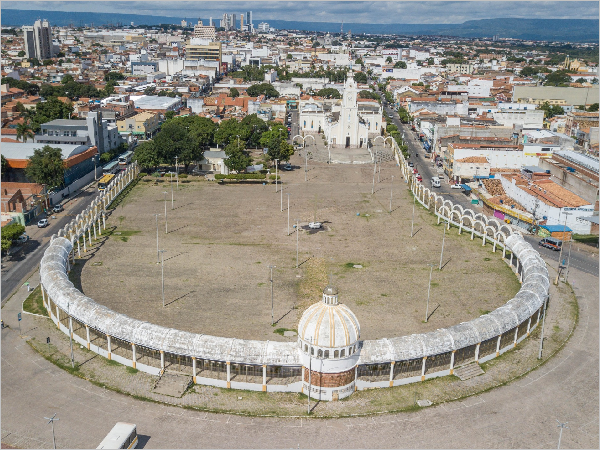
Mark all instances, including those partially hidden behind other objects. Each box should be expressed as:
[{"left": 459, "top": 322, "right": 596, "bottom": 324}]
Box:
[{"left": 2, "top": 1, "right": 599, "bottom": 24}]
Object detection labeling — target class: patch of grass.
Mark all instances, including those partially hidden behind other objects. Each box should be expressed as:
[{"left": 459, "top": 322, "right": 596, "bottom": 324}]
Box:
[
  {"left": 126, "top": 366, "right": 139, "bottom": 374},
  {"left": 22, "top": 285, "right": 46, "bottom": 315},
  {"left": 106, "top": 359, "right": 120, "bottom": 366},
  {"left": 273, "top": 328, "right": 297, "bottom": 336},
  {"left": 479, "top": 309, "right": 491, "bottom": 315},
  {"left": 484, "top": 257, "right": 491, "bottom": 261},
  {"left": 572, "top": 234, "right": 599, "bottom": 245},
  {"left": 257, "top": 282, "right": 266, "bottom": 287},
  {"left": 381, "top": 293, "right": 388, "bottom": 297},
  {"left": 430, "top": 282, "right": 439, "bottom": 288}
]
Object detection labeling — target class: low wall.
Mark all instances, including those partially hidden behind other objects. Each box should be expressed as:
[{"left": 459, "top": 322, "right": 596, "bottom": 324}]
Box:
[{"left": 38, "top": 154, "right": 550, "bottom": 398}]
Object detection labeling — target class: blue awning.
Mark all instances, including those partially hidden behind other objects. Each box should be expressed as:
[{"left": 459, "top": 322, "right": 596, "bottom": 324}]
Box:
[
  {"left": 541, "top": 225, "right": 572, "bottom": 233},
  {"left": 460, "top": 184, "right": 472, "bottom": 191}
]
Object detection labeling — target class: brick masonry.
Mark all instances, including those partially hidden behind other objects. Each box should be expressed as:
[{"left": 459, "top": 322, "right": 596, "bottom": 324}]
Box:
[{"left": 303, "top": 367, "right": 355, "bottom": 388}]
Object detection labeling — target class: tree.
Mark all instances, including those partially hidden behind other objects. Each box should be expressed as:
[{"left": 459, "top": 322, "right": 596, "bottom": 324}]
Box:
[
  {"left": 355, "top": 58, "right": 363, "bottom": 66},
  {"left": 1, "top": 223, "right": 26, "bottom": 250},
  {"left": 133, "top": 141, "right": 160, "bottom": 171},
  {"left": 385, "top": 56, "right": 393, "bottom": 64},
  {"left": 15, "top": 121, "right": 34, "bottom": 143},
  {"left": 520, "top": 66, "right": 539, "bottom": 77},
  {"left": 214, "top": 118, "right": 242, "bottom": 147},
  {"left": 246, "top": 83, "right": 279, "bottom": 98},
  {"left": 587, "top": 103, "right": 599, "bottom": 112},
  {"left": 61, "top": 74, "right": 74, "bottom": 84},
  {"left": 286, "top": 54, "right": 293, "bottom": 60},
  {"left": 544, "top": 70, "right": 571, "bottom": 86},
  {"left": 17, "top": 50, "right": 25, "bottom": 57},
  {"left": 427, "top": 57, "right": 434, "bottom": 66},
  {"left": 315, "top": 88, "right": 341, "bottom": 99},
  {"left": 240, "top": 114, "right": 268, "bottom": 148},
  {"left": 164, "top": 111, "right": 176, "bottom": 121},
  {"left": 359, "top": 90, "right": 380, "bottom": 100},
  {"left": 230, "top": 87, "right": 239, "bottom": 98},
  {"left": 144, "top": 86, "right": 156, "bottom": 95},
  {"left": 354, "top": 72, "right": 368, "bottom": 84},
  {"left": 152, "top": 121, "right": 196, "bottom": 164},
  {"left": 575, "top": 77, "right": 587, "bottom": 84},
  {"left": 25, "top": 145, "right": 65, "bottom": 188},
  {"left": 260, "top": 124, "right": 294, "bottom": 162},
  {"left": 539, "top": 101, "right": 565, "bottom": 119},
  {"left": 223, "top": 141, "right": 252, "bottom": 173},
  {"left": 1, "top": 154, "right": 8, "bottom": 178},
  {"left": 104, "top": 71, "right": 126, "bottom": 82}
]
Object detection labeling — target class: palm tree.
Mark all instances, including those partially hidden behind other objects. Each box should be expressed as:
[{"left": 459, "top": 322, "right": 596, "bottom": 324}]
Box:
[{"left": 16, "top": 121, "right": 34, "bottom": 143}]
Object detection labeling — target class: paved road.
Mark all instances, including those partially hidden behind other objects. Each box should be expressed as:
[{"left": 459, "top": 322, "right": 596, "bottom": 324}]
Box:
[
  {"left": 1, "top": 185, "right": 98, "bottom": 304},
  {"left": 1, "top": 259, "right": 597, "bottom": 449}
]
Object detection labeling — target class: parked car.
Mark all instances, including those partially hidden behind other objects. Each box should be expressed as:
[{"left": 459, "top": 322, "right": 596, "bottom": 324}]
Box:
[
  {"left": 416, "top": 174, "right": 423, "bottom": 182},
  {"left": 450, "top": 183, "right": 463, "bottom": 190},
  {"left": 539, "top": 237, "right": 563, "bottom": 251},
  {"left": 52, "top": 204, "right": 64, "bottom": 213},
  {"left": 408, "top": 161, "right": 414, "bottom": 167},
  {"left": 283, "top": 163, "right": 293, "bottom": 171},
  {"left": 15, "top": 234, "right": 29, "bottom": 244},
  {"left": 37, "top": 219, "right": 49, "bottom": 228},
  {"left": 431, "top": 177, "right": 441, "bottom": 188},
  {"left": 412, "top": 168, "right": 418, "bottom": 174},
  {"left": 308, "top": 222, "right": 322, "bottom": 229}
]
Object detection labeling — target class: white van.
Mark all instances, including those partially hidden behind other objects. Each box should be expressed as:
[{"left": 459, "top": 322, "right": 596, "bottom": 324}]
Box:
[{"left": 431, "top": 177, "right": 441, "bottom": 188}]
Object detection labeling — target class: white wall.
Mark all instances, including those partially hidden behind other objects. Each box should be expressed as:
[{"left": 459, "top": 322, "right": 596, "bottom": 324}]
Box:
[
  {"left": 453, "top": 148, "right": 541, "bottom": 169},
  {"left": 492, "top": 109, "right": 544, "bottom": 129}
]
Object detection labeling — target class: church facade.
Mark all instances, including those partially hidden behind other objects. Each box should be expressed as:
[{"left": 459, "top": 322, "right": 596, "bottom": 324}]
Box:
[{"left": 298, "top": 78, "right": 383, "bottom": 148}]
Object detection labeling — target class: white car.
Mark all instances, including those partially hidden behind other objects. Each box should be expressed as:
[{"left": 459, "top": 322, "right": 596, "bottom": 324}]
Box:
[
  {"left": 450, "top": 184, "right": 463, "bottom": 190},
  {"left": 37, "top": 218, "right": 49, "bottom": 228},
  {"left": 308, "top": 222, "right": 322, "bottom": 229}
]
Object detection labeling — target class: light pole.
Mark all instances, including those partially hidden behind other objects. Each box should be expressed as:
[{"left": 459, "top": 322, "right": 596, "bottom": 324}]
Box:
[
  {"left": 175, "top": 156, "right": 179, "bottom": 190},
  {"left": 275, "top": 159, "right": 278, "bottom": 193},
  {"left": 425, "top": 263, "right": 435, "bottom": 322},
  {"left": 555, "top": 212, "right": 571, "bottom": 284},
  {"left": 67, "top": 301, "right": 74, "bottom": 368},
  {"left": 94, "top": 155, "right": 98, "bottom": 181},
  {"left": 564, "top": 235, "right": 574, "bottom": 282},
  {"left": 153, "top": 213, "right": 161, "bottom": 264},
  {"left": 372, "top": 157, "right": 376, "bottom": 194},
  {"left": 557, "top": 420, "right": 569, "bottom": 449},
  {"left": 163, "top": 192, "right": 168, "bottom": 233},
  {"left": 159, "top": 249, "right": 166, "bottom": 307},
  {"left": 296, "top": 218, "right": 300, "bottom": 269},
  {"left": 411, "top": 193, "right": 416, "bottom": 237},
  {"left": 538, "top": 295, "right": 548, "bottom": 359},
  {"left": 44, "top": 413, "right": 59, "bottom": 450},
  {"left": 286, "top": 193, "right": 291, "bottom": 235},
  {"left": 389, "top": 175, "right": 394, "bottom": 213},
  {"left": 304, "top": 141, "right": 308, "bottom": 182},
  {"left": 170, "top": 173, "right": 174, "bottom": 209},
  {"left": 269, "top": 265, "right": 276, "bottom": 325},
  {"left": 439, "top": 219, "right": 448, "bottom": 270}
]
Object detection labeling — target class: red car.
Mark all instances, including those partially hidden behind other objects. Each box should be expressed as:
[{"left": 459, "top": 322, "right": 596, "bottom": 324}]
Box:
[
  {"left": 416, "top": 174, "right": 422, "bottom": 182},
  {"left": 413, "top": 168, "right": 418, "bottom": 174}
]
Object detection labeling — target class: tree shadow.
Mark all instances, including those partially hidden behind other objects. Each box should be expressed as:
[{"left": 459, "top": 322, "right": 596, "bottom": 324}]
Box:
[
  {"left": 440, "top": 257, "right": 452, "bottom": 271},
  {"left": 163, "top": 251, "right": 188, "bottom": 262},
  {"left": 173, "top": 202, "right": 194, "bottom": 211},
  {"left": 426, "top": 304, "right": 440, "bottom": 322},
  {"left": 411, "top": 227, "right": 422, "bottom": 238},
  {"left": 274, "top": 306, "right": 296, "bottom": 325},
  {"left": 168, "top": 224, "right": 190, "bottom": 234}
]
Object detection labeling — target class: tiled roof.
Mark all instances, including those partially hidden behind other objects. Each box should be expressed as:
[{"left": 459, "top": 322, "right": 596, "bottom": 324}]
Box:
[{"left": 456, "top": 156, "right": 489, "bottom": 163}]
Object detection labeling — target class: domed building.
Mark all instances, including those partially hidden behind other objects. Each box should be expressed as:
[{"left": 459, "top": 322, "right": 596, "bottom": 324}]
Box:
[{"left": 297, "top": 286, "right": 361, "bottom": 401}]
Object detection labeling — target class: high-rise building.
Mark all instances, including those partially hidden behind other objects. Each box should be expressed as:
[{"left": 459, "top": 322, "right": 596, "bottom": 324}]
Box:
[
  {"left": 194, "top": 20, "right": 216, "bottom": 40},
  {"left": 22, "top": 19, "right": 55, "bottom": 60},
  {"left": 181, "top": 19, "right": 188, "bottom": 27},
  {"left": 230, "top": 14, "right": 237, "bottom": 31},
  {"left": 240, "top": 13, "right": 244, "bottom": 31},
  {"left": 209, "top": 17, "right": 213, "bottom": 26},
  {"left": 257, "top": 22, "right": 270, "bottom": 33},
  {"left": 246, "top": 11, "right": 253, "bottom": 32},
  {"left": 221, "top": 13, "right": 230, "bottom": 30}
]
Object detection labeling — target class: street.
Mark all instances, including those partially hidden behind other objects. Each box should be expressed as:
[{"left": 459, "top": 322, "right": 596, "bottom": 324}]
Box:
[{"left": 1, "top": 183, "right": 99, "bottom": 304}]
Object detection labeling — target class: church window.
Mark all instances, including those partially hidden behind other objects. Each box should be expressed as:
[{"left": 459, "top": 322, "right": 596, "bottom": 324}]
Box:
[
  {"left": 334, "top": 350, "right": 339, "bottom": 358},
  {"left": 304, "top": 344, "right": 308, "bottom": 353},
  {"left": 340, "top": 349, "right": 345, "bottom": 358},
  {"left": 311, "top": 120, "right": 313, "bottom": 129},
  {"left": 376, "top": 122, "right": 378, "bottom": 129},
  {"left": 317, "top": 349, "right": 323, "bottom": 358},
  {"left": 324, "top": 350, "right": 329, "bottom": 359},
  {"left": 303, "top": 120, "right": 306, "bottom": 128},
  {"left": 311, "top": 347, "right": 314, "bottom": 356}
]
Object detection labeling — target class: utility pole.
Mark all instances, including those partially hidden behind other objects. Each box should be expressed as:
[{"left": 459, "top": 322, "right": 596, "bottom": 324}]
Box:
[
  {"left": 269, "top": 265, "right": 276, "bottom": 325},
  {"left": 153, "top": 213, "right": 161, "bottom": 264},
  {"left": 538, "top": 295, "right": 548, "bottom": 359},
  {"left": 163, "top": 192, "right": 168, "bottom": 233},
  {"left": 564, "top": 236, "right": 574, "bottom": 282},
  {"left": 425, "top": 263, "right": 435, "bottom": 322},
  {"left": 170, "top": 173, "right": 174, "bottom": 209},
  {"left": 411, "top": 193, "right": 416, "bottom": 237},
  {"left": 275, "top": 159, "right": 278, "bottom": 193},
  {"left": 159, "top": 249, "right": 166, "bottom": 307},
  {"left": 296, "top": 219, "right": 300, "bottom": 269},
  {"left": 44, "top": 414, "right": 59, "bottom": 450},
  {"left": 555, "top": 213, "right": 571, "bottom": 284},
  {"left": 67, "top": 302, "right": 75, "bottom": 368},
  {"left": 372, "top": 157, "right": 376, "bottom": 194},
  {"left": 439, "top": 219, "right": 448, "bottom": 270},
  {"left": 556, "top": 420, "right": 569, "bottom": 449}
]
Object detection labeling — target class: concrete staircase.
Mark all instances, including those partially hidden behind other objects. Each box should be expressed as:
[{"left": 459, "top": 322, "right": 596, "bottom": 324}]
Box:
[
  {"left": 454, "top": 362, "right": 485, "bottom": 381},
  {"left": 152, "top": 371, "right": 193, "bottom": 397}
]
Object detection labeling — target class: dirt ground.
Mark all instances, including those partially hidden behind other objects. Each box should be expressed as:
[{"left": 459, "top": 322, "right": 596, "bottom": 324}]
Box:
[{"left": 78, "top": 152, "right": 520, "bottom": 343}]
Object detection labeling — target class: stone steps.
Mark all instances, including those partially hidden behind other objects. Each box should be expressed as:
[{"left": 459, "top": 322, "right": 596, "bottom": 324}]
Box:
[{"left": 454, "top": 362, "right": 485, "bottom": 381}]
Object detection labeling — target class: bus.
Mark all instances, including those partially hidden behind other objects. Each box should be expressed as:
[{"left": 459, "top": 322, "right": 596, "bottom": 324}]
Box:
[
  {"left": 97, "top": 422, "right": 138, "bottom": 449},
  {"left": 98, "top": 173, "right": 116, "bottom": 191},
  {"left": 118, "top": 151, "right": 134, "bottom": 166},
  {"left": 102, "top": 160, "right": 119, "bottom": 175}
]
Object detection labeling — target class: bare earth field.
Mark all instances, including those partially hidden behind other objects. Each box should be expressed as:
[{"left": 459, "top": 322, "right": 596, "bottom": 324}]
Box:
[{"left": 78, "top": 154, "right": 520, "bottom": 342}]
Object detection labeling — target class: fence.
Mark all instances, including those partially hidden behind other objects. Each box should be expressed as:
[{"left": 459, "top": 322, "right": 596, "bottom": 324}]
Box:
[{"left": 38, "top": 151, "right": 550, "bottom": 398}]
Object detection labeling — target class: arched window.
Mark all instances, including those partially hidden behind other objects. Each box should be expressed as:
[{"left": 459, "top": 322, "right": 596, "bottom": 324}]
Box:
[
  {"left": 304, "top": 344, "right": 308, "bottom": 353},
  {"left": 311, "top": 346, "right": 314, "bottom": 356},
  {"left": 340, "top": 349, "right": 345, "bottom": 358},
  {"left": 317, "top": 349, "right": 323, "bottom": 358},
  {"left": 324, "top": 350, "right": 329, "bottom": 359},
  {"left": 303, "top": 120, "right": 306, "bottom": 128},
  {"left": 311, "top": 120, "right": 314, "bottom": 129},
  {"left": 334, "top": 350, "right": 339, "bottom": 358},
  {"left": 376, "top": 122, "right": 378, "bottom": 129}
]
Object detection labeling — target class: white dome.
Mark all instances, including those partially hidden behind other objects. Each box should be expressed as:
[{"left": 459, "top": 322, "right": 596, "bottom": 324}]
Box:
[{"left": 298, "top": 287, "right": 360, "bottom": 348}]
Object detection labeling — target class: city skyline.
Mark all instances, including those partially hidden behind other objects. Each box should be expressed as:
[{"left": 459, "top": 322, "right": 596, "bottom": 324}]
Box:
[{"left": 2, "top": 1, "right": 598, "bottom": 25}]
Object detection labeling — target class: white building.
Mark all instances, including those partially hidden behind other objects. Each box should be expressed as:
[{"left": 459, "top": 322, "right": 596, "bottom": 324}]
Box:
[
  {"left": 492, "top": 109, "right": 544, "bottom": 129},
  {"left": 23, "top": 19, "right": 55, "bottom": 60}
]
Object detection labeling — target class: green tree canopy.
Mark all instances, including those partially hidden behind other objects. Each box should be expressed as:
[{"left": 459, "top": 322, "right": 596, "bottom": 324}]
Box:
[
  {"left": 223, "top": 141, "right": 252, "bottom": 173},
  {"left": 240, "top": 114, "right": 269, "bottom": 148},
  {"left": 230, "top": 87, "right": 240, "bottom": 98},
  {"left": 61, "top": 74, "right": 74, "bottom": 84},
  {"left": 539, "top": 101, "right": 565, "bottom": 119},
  {"left": 358, "top": 90, "right": 380, "bottom": 100},
  {"left": 1, "top": 222, "right": 26, "bottom": 242},
  {"left": 1, "top": 154, "right": 8, "bottom": 178},
  {"left": 16, "top": 121, "right": 34, "bottom": 143},
  {"left": 29, "top": 98, "right": 74, "bottom": 132},
  {"left": 104, "top": 71, "right": 126, "bottom": 82},
  {"left": 25, "top": 145, "right": 65, "bottom": 188},
  {"left": 544, "top": 70, "right": 571, "bottom": 86},
  {"left": 385, "top": 56, "right": 393, "bottom": 64},
  {"left": 214, "top": 118, "right": 243, "bottom": 147},
  {"left": 394, "top": 61, "right": 407, "bottom": 69},
  {"left": 260, "top": 124, "right": 294, "bottom": 162},
  {"left": 353, "top": 72, "right": 368, "bottom": 84},
  {"left": 152, "top": 121, "right": 196, "bottom": 165},
  {"left": 246, "top": 83, "right": 279, "bottom": 99},
  {"left": 17, "top": 50, "right": 25, "bottom": 57},
  {"left": 133, "top": 141, "right": 160, "bottom": 171},
  {"left": 355, "top": 58, "right": 363, "bottom": 66},
  {"left": 587, "top": 103, "right": 599, "bottom": 112},
  {"left": 315, "top": 88, "right": 341, "bottom": 99}
]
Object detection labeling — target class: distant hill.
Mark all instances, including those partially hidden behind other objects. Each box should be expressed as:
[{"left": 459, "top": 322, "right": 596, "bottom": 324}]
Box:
[{"left": 1, "top": 8, "right": 598, "bottom": 43}]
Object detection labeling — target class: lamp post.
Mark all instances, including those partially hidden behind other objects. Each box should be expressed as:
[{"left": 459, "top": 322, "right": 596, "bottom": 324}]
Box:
[
  {"left": 296, "top": 219, "right": 300, "bottom": 268},
  {"left": 175, "top": 156, "right": 179, "bottom": 190},
  {"left": 159, "top": 249, "right": 166, "bottom": 307},
  {"left": 153, "top": 213, "right": 161, "bottom": 264},
  {"left": 555, "top": 212, "right": 571, "bottom": 284},
  {"left": 67, "top": 301, "right": 74, "bottom": 368},
  {"left": 557, "top": 420, "right": 569, "bottom": 449},
  {"left": 304, "top": 141, "right": 308, "bottom": 182},
  {"left": 163, "top": 192, "right": 168, "bottom": 233},
  {"left": 44, "top": 414, "right": 59, "bottom": 450},
  {"left": 538, "top": 295, "right": 548, "bottom": 359},
  {"left": 564, "top": 235, "right": 575, "bottom": 282},
  {"left": 411, "top": 193, "right": 416, "bottom": 237},
  {"left": 269, "top": 265, "right": 276, "bottom": 325},
  {"left": 286, "top": 193, "right": 291, "bottom": 235},
  {"left": 94, "top": 155, "right": 98, "bottom": 181},
  {"left": 389, "top": 175, "right": 394, "bottom": 213},
  {"left": 439, "top": 219, "right": 448, "bottom": 270},
  {"left": 425, "top": 263, "right": 435, "bottom": 322},
  {"left": 275, "top": 159, "right": 279, "bottom": 193},
  {"left": 170, "top": 173, "right": 174, "bottom": 209},
  {"left": 372, "top": 157, "right": 376, "bottom": 194}
]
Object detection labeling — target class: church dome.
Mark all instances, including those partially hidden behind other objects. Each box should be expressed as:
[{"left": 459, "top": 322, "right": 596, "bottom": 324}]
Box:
[{"left": 298, "top": 286, "right": 360, "bottom": 349}]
